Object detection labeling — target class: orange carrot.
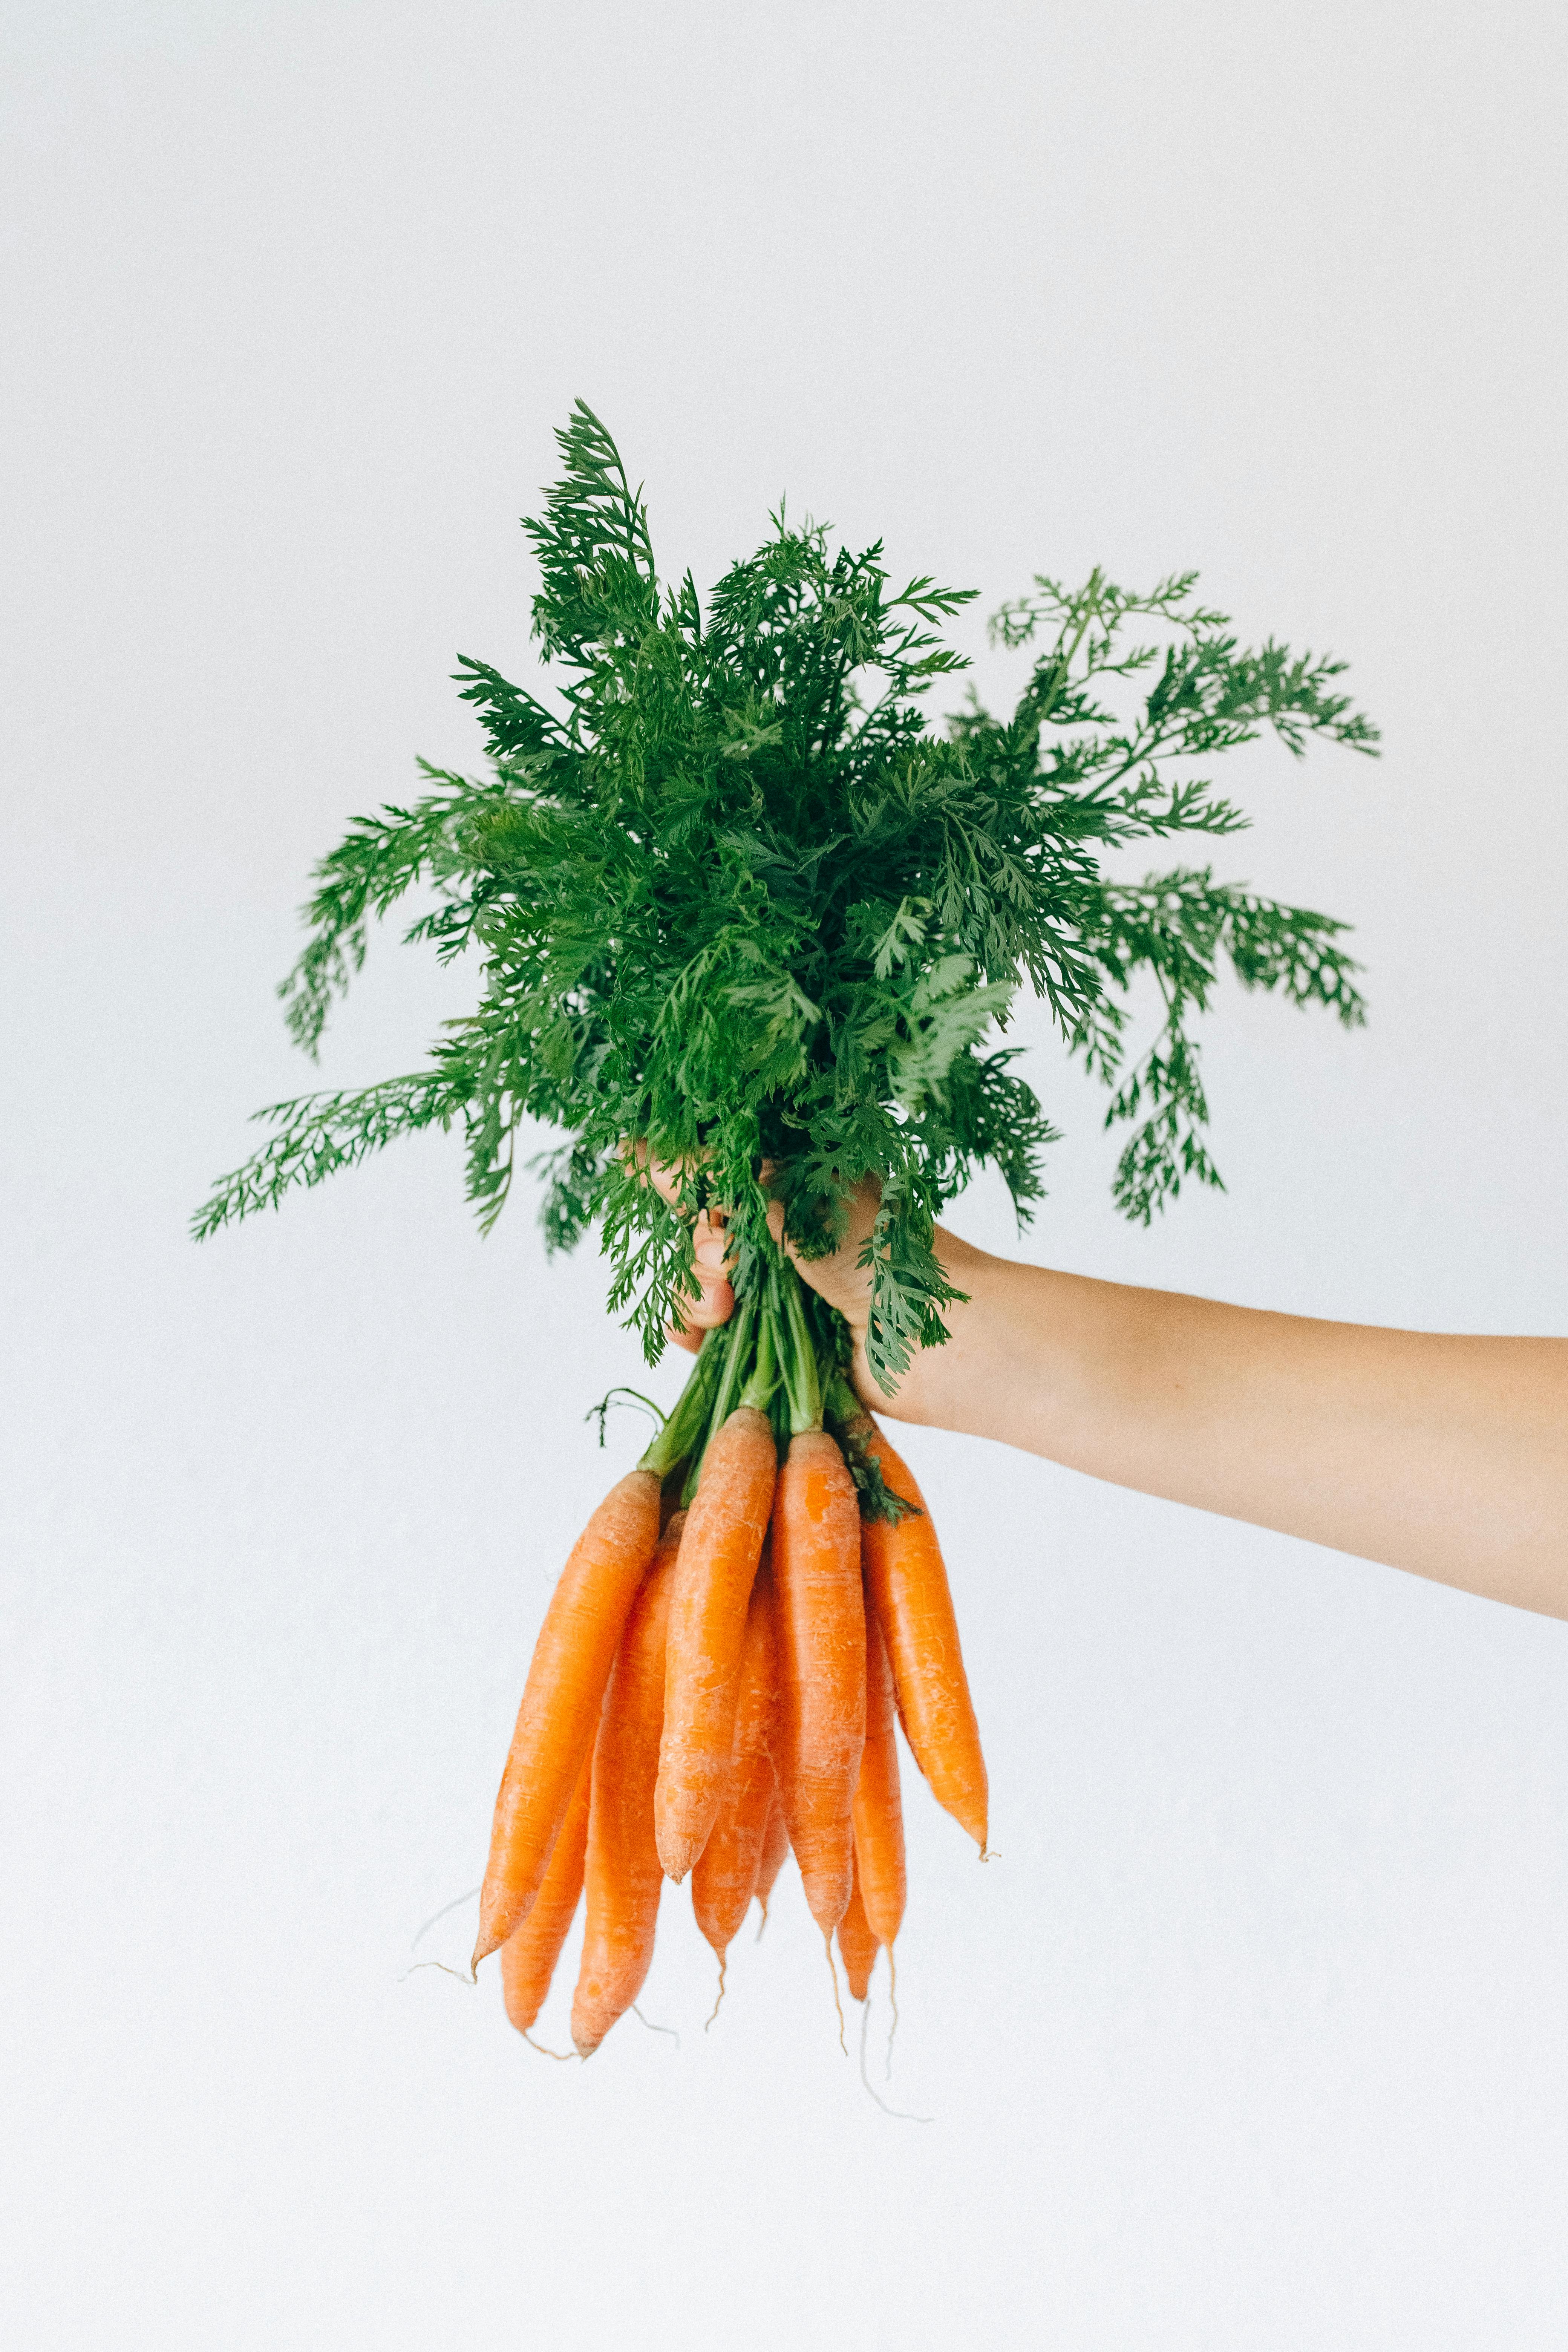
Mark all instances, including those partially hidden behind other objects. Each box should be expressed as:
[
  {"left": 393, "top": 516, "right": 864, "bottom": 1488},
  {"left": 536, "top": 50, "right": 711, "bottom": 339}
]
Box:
[
  {"left": 691, "top": 1554, "right": 779, "bottom": 1960},
  {"left": 657, "top": 1406, "right": 777, "bottom": 1880},
  {"left": 771, "top": 1429, "right": 865, "bottom": 1936},
  {"left": 570, "top": 1511, "right": 684, "bottom": 2056},
  {"left": 474, "top": 1467, "right": 662, "bottom": 1966},
  {"left": 855, "top": 1424, "right": 988, "bottom": 1851},
  {"left": 852, "top": 1594, "right": 906, "bottom": 1948},
  {"left": 753, "top": 1791, "right": 789, "bottom": 1923},
  {"left": 836, "top": 1854, "right": 878, "bottom": 2002},
  {"left": 500, "top": 1742, "right": 593, "bottom": 2036}
]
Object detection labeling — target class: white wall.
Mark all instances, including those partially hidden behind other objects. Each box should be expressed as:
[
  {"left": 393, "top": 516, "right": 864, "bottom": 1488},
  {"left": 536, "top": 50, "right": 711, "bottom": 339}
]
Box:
[{"left": 4, "top": 5, "right": 1566, "bottom": 2346}]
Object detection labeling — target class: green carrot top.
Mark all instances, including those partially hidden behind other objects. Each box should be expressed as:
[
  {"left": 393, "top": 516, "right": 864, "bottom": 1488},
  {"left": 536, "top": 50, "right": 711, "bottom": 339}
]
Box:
[{"left": 194, "top": 401, "right": 1375, "bottom": 1393}]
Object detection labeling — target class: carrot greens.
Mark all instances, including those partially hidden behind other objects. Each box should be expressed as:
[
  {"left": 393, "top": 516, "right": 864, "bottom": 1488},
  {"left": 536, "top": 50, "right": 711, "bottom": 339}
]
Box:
[{"left": 195, "top": 400, "right": 1375, "bottom": 1398}]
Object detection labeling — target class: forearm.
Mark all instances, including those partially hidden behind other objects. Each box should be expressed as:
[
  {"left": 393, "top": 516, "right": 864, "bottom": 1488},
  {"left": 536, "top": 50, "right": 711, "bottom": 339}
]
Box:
[{"left": 899, "top": 1235, "right": 1568, "bottom": 1620}]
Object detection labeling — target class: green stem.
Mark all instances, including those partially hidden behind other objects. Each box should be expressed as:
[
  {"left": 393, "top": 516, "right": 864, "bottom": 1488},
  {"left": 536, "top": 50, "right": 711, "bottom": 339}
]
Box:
[
  {"left": 680, "top": 1295, "right": 757, "bottom": 1506},
  {"left": 739, "top": 1305, "right": 779, "bottom": 1413},
  {"left": 638, "top": 1326, "right": 722, "bottom": 1481},
  {"left": 778, "top": 1266, "right": 824, "bottom": 1436},
  {"left": 708, "top": 1295, "right": 756, "bottom": 1433},
  {"left": 823, "top": 1367, "right": 865, "bottom": 1430},
  {"left": 1033, "top": 567, "right": 1101, "bottom": 729}
]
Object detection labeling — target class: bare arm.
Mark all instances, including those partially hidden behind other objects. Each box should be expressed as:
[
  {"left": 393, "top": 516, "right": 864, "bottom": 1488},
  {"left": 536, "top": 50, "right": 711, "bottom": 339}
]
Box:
[
  {"left": 657, "top": 1166, "right": 1568, "bottom": 1621},
  {"left": 900, "top": 1236, "right": 1568, "bottom": 1620}
]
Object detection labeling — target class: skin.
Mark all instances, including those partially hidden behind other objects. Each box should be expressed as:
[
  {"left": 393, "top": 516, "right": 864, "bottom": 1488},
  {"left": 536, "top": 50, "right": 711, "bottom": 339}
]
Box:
[{"left": 640, "top": 1154, "right": 1568, "bottom": 1624}]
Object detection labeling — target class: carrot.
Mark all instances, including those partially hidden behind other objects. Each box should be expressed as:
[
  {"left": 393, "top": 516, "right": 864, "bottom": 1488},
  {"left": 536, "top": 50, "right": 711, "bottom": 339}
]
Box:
[
  {"left": 500, "top": 1741, "right": 593, "bottom": 2036},
  {"left": 570, "top": 1511, "right": 684, "bottom": 2056},
  {"left": 771, "top": 1429, "right": 865, "bottom": 1937},
  {"left": 691, "top": 1554, "right": 779, "bottom": 1960},
  {"left": 474, "top": 1467, "right": 662, "bottom": 1966},
  {"left": 836, "top": 1854, "right": 878, "bottom": 2002},
  {"left": 656, "top": 1405, "right": 777, "bottom": 1880},
  {"left": 852, "top": 1594, "right": 906, "bottom": 1947},
  {"left": 855, "top": 1423, "right": 988, "bottom": 1851},
  {"left": 753, "top": 1792, "right": 789, "bottom": 1923}
]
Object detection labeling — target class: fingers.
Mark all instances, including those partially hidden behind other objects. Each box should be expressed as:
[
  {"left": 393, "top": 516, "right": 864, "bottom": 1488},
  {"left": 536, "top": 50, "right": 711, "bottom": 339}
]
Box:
[
  {"left": 629, "top": 1136, "right": 854, "bottom": 1312},
  {"left": 665, "top": 1289, "right": 732, "bottom": 1350},
  {"left": 627, "top": 1136, "right": 885, "bottom": 1386},
  {"left": 632, "top": 1141, "right": 698, "bottom": 1216},
  {"left": 687, "top": 1208, "right": 736, "bottom": 1324},
  {"left": 627, "top": 1140, "right": 739, "bottom": 1343},
  {"left": 663, "top": 1201, "right": 735, "bottom": 1351}
]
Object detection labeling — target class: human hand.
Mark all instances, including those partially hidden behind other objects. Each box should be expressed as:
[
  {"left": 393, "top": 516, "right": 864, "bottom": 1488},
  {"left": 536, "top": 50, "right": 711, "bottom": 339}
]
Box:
[{"left": 628, "top": 1144, "right": 890, "bottom": 1412}]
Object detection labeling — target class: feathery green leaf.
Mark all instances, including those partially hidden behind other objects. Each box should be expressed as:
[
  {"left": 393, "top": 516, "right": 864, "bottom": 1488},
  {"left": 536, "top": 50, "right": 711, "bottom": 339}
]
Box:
[{"left": 196, "top": 412, "right": 1375, "bottom": 1390}]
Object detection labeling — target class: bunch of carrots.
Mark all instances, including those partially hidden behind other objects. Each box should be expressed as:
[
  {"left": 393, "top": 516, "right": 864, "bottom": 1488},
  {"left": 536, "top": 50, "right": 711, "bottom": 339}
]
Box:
[
  {"left": 192, "top": 411, "right": 1375, "bottom": 2062},
  {"left": 472, "top": 1263, "right": 986, "bottom": 2055}
]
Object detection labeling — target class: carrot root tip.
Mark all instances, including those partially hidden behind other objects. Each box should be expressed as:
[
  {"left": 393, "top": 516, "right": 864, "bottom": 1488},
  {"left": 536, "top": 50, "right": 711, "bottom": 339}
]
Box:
[{"left": 657, "top": 1826, "right": 702, "bottom": 1882}]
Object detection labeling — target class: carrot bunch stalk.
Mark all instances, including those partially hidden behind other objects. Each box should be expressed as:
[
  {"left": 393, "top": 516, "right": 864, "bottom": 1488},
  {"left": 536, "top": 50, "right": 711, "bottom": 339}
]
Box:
[
  {"left": 772, "top": 1429, "right": 866, "bottom": 1938},
  {"left": 852, "top": 1601, "right": 907, "bottom": 1952},
  {"left": 473, "top": 1466, "right": 663, "bottom": 1967},
  {"left": 691, "top": 1557, "right": 779, "bottom": 1963},
  {"left": 657, "top": 1375, "right": 778, "bottom": 1879},
  {"left": 500, "top": 1743, "right": 593, "bottom": 2038},
  {"left": 854, "top": 1418, "right": 988, "bottom": 1853},
  {"left": 571, "top": 1510, "right": 686, "bottom": 2055},
  {"left": 476, "top": 1261, "right": 988, "bottom": 2053},
  {"left": 836, "top": 1859, "right": 880, "bottom": 2003},
  {"left": 753, "top": 1797, "right": 790, "bottom": 1924}
]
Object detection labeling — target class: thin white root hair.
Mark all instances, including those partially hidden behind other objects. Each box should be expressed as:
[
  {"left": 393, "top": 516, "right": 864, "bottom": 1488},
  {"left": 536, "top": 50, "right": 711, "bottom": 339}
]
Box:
[
  {"left": 824, "top": 1934, "right": 847, "bottom": 2055},
  {"left": 521, "top": 2031, "right": 575, "bottom": 2062},
  {"left": 411, "top": 1885, "right": 482, "bottom": 1951},
  {"left": 859, "top": 1990, "right": 931, "bottom": 2124},
  {"left": 632, "top": 2004, "right": 681, "bottom": 2049},
  {"left": 397, "top": 1959, "right": 475, "bottom": 1988},
  {"left": 886, "top": 1945, "right": 899, "bottom": 2080}
]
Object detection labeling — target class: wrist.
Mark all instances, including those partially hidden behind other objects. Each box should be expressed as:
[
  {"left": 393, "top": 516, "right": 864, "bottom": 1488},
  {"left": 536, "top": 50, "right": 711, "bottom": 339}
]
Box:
[{"left": 865, "top": 1228, "right": 1013, "bottom": 1432}]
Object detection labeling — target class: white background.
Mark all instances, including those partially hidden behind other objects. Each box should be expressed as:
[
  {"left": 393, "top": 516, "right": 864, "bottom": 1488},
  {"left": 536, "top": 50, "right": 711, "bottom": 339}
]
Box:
[{"left": 5, "top": 4, "right": 1567, "bottom": 2345}]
